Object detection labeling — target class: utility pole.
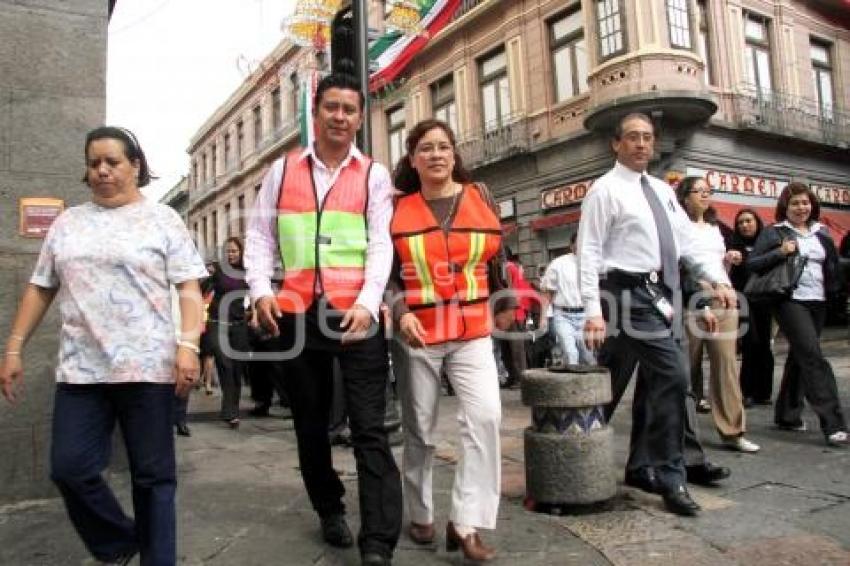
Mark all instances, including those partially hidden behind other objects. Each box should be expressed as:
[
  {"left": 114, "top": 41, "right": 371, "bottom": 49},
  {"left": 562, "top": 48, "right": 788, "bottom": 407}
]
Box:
[{"left": 353, "top": 0, "right": 371, "bottom": 153}]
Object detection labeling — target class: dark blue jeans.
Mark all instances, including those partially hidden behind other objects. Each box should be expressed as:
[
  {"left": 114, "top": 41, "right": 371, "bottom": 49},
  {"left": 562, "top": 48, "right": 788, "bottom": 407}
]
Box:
[{"left": 51, "top": 383, "right": 177, "bottom": 566}]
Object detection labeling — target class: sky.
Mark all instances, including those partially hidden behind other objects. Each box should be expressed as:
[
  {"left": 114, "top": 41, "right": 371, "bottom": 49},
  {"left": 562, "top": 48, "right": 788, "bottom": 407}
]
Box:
[{"left": 106, "top": 0, "right": 296, "bottom": 202}]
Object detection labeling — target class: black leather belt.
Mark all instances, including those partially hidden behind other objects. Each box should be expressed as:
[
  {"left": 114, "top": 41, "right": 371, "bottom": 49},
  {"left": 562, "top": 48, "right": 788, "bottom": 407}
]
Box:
[
  {"left": 604, "top": 269, "right": 663, "bottom": 289},
  {"left": 556, "top": 306, "right": 584, "bottom": 313}
]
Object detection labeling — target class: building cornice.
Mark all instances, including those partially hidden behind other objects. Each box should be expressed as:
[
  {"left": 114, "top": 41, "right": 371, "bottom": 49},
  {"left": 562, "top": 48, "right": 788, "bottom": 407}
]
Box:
[{"left": 187, "top": 40, "right": 301, "bottom": 153}]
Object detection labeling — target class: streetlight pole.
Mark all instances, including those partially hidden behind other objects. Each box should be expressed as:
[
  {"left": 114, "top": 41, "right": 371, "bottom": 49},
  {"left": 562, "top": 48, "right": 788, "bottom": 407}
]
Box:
[{"left": 353, "top": 0, "right": 371, "bottom": 154}]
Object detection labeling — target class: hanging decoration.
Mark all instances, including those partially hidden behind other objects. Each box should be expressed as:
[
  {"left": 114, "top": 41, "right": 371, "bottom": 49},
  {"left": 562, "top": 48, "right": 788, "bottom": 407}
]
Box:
[
  {"left": 385, "top": 0, "right": 424, "bottom": 34},
  {"left": 282, "top": 0, "right": 343, "bottom": 51}
]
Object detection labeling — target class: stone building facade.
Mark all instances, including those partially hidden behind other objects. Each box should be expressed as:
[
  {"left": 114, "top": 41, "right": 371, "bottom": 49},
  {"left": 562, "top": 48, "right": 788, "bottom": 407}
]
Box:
[
  {"left": 369, "top": 0, "right": 850, "bottom": 272},
  {"left": 0, "top": 0, "right": 112, "bottom": 502},
  {"left": 186, "top": 0, "right": 849, "bottom": 275},
  {"left": 185, "top": 41, "right": 316, "bottom": 261}
]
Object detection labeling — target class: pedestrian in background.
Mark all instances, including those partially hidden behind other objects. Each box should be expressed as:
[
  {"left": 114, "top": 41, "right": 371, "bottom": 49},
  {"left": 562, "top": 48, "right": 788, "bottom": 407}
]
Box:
[
  {"left": 390, "top": 119, "right": 514, "bottom": 561},
  {"left": 728, "top": 208, "right": 774, "bottom": 406},
  {"left": 676, "top": 176, "right": 759, "bottom": 453},
  {"left": 208, "top": 236, "right": 250, "bottom": 429},
  {"left": 199, "top": 263, "right": 218, "bottom": 396},
  {"left": 0, "top": 126, "right": 206, "bottom": 565},
  {"left": 498, "top": 249, "right": 534, "bottom": 386},
  {"left": 541, "top": 234, "right": 595, "bottom": 365},
  {"left": 747, "top": 183, "right": 848, "bottom": 446}
]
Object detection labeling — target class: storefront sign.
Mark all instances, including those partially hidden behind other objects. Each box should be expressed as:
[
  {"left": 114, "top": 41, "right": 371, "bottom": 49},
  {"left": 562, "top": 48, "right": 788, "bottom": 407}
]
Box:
[
  {"left": 811, "top": 184, "right": 850, "bottom": 207},
  {"left": 19, "top": 197, "right": 64, "bottom": 238},
  {"left": 498, "top": 198, "right": 515, "bottom": 219},
  {"left": 688, "top": 167, "right": 787, "bottom": 198},
  {"left": 540, "top": 180, "right": 592, "bottom": 210}
]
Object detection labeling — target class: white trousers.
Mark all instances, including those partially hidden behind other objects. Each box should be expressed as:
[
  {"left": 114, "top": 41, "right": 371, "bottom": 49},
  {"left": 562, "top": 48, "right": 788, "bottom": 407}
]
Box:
[{"left": 398, "top": 336, "right": 502, "bottom": 529}]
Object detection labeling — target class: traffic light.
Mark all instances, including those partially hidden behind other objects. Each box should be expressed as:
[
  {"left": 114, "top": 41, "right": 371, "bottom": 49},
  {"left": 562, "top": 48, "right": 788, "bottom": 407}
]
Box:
[{"left": 330, "top": 8, "right": 356, "bottom": 76}]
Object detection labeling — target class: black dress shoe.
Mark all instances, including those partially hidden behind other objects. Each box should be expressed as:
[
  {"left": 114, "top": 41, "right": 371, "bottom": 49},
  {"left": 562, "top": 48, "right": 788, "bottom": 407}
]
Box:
[
  {"left": 175, "top": 422, "right": 191, "bottom": 437},
  {"left": 624, "top": 470, "right": 658, "bottom": 494},
  {"left": 361, "top": 552, "right": 391, "bottom": 566},
  {"left": 660, "top": 485, "right": 701, "bottom": 516},
  {"left": 248, "top": 404, "right": 271, "bottom": 417},
  {"left": 686, "top": 462, "right": 731, "bottom": 486},
  {"left": 320, "top": 514, "right": 353, "bottom": 548}
]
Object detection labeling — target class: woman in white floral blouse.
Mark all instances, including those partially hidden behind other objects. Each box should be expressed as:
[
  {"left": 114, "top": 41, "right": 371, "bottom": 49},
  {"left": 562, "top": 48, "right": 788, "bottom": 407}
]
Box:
[{"left": 0, "top": 126, "right": 207, "bottom": 566}]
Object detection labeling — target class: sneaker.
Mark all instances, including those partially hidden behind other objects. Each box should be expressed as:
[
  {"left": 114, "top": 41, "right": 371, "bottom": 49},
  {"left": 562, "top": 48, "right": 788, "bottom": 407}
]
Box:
[
  {"left": 826, "top": 431, "right": 848, "bottom": 447},
  {"left": 724, "top": 436, "right": 760, "bottom": 453},
  {"left": 83, "top": 550, "right": 137, "bottom": 565},
  {"left": 776, "top": 421, "right": 807, "bottom": 432},
  {"left": 696, "top": 399, "right": 711, "bottom": 413}
]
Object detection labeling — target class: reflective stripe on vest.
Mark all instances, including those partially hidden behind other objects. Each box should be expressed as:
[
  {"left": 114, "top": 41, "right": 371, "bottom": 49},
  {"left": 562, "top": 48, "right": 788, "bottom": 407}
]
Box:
[
  {"left": 276, "top": 151, "right": 369, "bottom": 313},
  {"left": 463, "top": 232, "right": 486, "bottom": 301},
  {"left": 406, "top": 233, "right": 436, "bottom": 304},
  {"left": 391, "top": 184, "right": 502, "bottom": 344}
]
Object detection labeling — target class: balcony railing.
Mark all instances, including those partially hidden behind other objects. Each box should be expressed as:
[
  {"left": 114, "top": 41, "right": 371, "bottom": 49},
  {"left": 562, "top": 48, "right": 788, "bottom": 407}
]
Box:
[
  {"left": 453, "top": 0, "right": 490, "bottom": 21},
  {"left": 456, "top": 115, "right": 530, "bottom": 168},
  {"left": 731, "top": 87, "right": 849, "bottom": 148}
]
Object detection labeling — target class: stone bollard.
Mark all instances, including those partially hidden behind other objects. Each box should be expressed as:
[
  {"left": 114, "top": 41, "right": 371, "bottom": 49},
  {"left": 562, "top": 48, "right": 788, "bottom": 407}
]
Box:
[{"left": 521, "top": 365, "right": 616, "bottom": 506}]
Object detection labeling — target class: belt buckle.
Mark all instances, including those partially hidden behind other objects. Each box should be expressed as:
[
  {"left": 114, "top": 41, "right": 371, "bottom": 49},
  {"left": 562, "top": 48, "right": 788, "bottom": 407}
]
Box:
[{"left": 648, "top": 271, "right": 659, "bottom": 284}]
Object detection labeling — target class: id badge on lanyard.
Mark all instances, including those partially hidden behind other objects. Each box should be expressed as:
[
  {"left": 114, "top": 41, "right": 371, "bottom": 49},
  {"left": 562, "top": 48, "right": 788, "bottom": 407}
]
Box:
[{"left": 645, "top": 281, "right": 674, "bottom": 326}]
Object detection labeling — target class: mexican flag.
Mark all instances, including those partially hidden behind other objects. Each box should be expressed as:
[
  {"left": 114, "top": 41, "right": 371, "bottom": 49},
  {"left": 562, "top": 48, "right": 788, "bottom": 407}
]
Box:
[
  {"left": 369, "top": 0, "right": 461, "bottom": 92},
  {"left": 299, "top": 70, "right": 320, "bottom": 148}
]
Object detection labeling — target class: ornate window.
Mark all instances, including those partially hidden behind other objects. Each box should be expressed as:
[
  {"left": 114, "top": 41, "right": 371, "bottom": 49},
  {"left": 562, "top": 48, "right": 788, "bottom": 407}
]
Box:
[{"left": 551, "top": 5, "right": 588, "bottom": 101}]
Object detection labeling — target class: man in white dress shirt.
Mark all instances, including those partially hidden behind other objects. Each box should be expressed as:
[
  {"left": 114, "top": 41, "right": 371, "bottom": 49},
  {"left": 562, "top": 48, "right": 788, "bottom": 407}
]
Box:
[
  {"left": 244, "top": 74, "right": 401, "bottom": 566},
  {"left": 577, "top": 113, "right": 735, "bottom": 517},
  {"left": 541, "top": 234, "right": 594, "bottom": 365}
]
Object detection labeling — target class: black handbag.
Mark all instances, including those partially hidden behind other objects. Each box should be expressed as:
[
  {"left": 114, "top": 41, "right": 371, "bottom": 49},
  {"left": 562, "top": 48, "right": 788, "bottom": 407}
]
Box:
[{"left": 744, "top": 252, "right": 808, "bottom": 302}]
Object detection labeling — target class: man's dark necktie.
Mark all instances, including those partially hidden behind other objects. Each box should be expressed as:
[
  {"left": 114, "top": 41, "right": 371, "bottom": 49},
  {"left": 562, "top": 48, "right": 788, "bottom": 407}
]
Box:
[{"left": 640, "top": 174, "right": 679, "bottom": 291}]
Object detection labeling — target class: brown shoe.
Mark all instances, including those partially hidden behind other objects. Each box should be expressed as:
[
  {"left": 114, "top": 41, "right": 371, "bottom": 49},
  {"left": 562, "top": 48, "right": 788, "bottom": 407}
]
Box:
[
  {"left": 408, "top": 521, "right": 435, "bottom": 545},
  {"left": 446, "top": 521, "right": 496, "bottom": 561}
]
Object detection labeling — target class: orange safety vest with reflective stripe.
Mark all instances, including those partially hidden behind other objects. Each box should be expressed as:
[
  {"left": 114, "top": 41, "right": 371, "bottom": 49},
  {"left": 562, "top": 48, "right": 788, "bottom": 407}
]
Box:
[
  {"left": 391, "top": 184, "right": 502, "bottom": 345},
  {"left": 276, "top": 151, "right": 370, "bottom": 313}
]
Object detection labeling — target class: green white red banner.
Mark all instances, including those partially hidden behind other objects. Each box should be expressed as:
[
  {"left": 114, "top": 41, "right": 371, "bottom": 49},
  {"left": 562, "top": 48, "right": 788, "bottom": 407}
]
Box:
[{"left": 369, "top": 0, "right": 461, "bottom": 92}]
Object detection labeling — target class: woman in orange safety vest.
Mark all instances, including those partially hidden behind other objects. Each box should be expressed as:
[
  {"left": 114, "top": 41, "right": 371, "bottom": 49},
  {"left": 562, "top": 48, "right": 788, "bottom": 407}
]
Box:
[{"left": 388, "top": 119, "right": 516, "bottom": 562}]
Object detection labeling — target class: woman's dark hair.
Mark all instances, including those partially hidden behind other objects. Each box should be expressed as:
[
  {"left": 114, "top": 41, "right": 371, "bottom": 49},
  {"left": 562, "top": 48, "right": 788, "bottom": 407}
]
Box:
[
  {"left": 733, "top": 207, "right": 764, "bottom": 237},
  {"left": 675, "top": 175, "right": 717, "bottom": 224},
  {"left": 223, "top": 236, "right": 244, "bottom": 259},
  {"left": 313, "top": 73, "right": 365, "bottom": 112},
  {"left": 392, "top": 119, "right": 472, "bottom": 194},
  {"left": 775, "top": 182, "right": 820, "bottom": 222},
  {"left": 83, "top": 126, "right": 152, "bottom": 187}
]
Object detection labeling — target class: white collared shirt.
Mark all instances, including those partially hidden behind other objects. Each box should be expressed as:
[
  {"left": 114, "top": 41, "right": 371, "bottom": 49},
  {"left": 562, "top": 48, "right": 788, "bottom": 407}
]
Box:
[
  {"left": 244, "top": 144, "right": 394, "bottom": 319},
  {"left": 577, "top": 161, "right": 728, "bottom": 317},
  {"left": 542, "top": 253, "right": 583, "bottom": 308}
]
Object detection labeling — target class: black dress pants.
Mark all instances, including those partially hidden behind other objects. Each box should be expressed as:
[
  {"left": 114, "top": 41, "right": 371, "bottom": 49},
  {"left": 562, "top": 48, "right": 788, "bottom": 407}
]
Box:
[
  {"left": 247, "top": 330, "right": 288, "bottom": 408},
  {"left": 773, "top": 300, "right": 846, "bottom": 435},
  {"left": 739, "top": 302, "right": 775, "bottom": 402},
  {"left": 274, "top": 302, "right": 402, "bottom": 557},
  {"left": 598, "top": 280, "right": 688, "bottom": 490},
  {"left": 605, "top": 348, "right": 708, "bottom": 469},
  {"left": 211, "top": 321, "right": 249, "bottom": 421}
]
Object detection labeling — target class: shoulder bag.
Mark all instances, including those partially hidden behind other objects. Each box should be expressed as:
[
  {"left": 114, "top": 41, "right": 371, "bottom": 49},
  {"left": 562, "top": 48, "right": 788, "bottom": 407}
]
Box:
[{"left": 743, "top": 227, "right": 808, "bottom": 302}]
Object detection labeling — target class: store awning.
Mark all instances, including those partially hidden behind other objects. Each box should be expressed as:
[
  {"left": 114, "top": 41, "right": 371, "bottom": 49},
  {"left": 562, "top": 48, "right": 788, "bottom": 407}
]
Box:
[
  {"left": 712, "top": 201, "right": 849, "bottom": 243},
  {"left": 530, "top": 210, "right": 582, "bottom": 231},
  {"left": 501, "top": 222, "right": 517, "bottom": 236}
]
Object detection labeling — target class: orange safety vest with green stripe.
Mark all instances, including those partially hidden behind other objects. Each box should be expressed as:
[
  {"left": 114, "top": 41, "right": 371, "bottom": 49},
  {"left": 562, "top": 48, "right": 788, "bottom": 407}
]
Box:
[
  {"left": 276, "top": 151, "right": 370, "bottom": 313},
  {"left": 391, "top": 183, "right": 502, "bottom": 345}
]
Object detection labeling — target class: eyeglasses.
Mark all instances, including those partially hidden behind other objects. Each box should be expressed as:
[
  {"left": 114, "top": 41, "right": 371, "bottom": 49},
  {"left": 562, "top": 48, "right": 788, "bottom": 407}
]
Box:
[{"left": 688, "top": 189, "right": 714, "bottom": 196}]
